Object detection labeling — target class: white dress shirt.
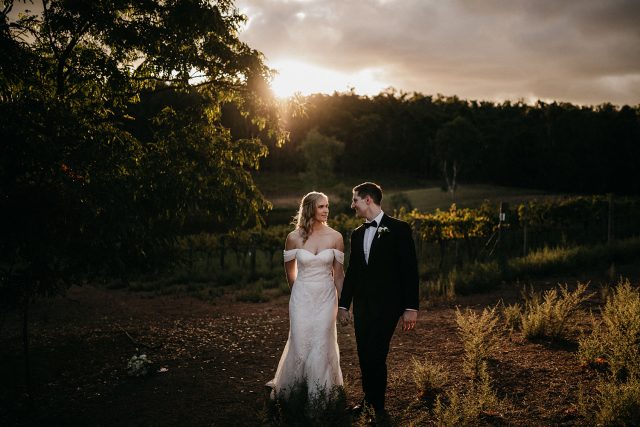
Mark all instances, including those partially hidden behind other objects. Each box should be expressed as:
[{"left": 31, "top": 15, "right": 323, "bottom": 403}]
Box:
[{"left": 364, "top": 211, "right": 385, "bottom": 264}]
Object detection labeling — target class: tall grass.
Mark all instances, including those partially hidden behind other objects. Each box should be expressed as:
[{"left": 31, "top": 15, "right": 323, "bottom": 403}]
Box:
[{"left": 508, "top": 237, "right": 640, "bottom": 279}]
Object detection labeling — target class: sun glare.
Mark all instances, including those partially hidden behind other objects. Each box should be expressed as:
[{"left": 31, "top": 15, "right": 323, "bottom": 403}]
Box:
[{"left": 269, "top": 59, "right": 389, "bottom": 99}]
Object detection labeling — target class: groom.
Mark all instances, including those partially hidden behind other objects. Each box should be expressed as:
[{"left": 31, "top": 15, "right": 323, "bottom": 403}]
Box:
[{"left": 338, "top": 182, "right": 419, "bottom": 417}]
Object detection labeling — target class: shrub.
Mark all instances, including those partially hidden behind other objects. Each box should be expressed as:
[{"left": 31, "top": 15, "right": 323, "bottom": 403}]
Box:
[
  {"left": 433, "top": 366, "right": 501, "bottom": 426},
  {"left": 578, "top": 278, "right": 640, "bottom": 379},
  {"left": 501, "top": 301, "right": 522, "bottom": 335},
  {"left": 411, "top": 357, "right": 448, "bottom": 402},
  {"left": 578, "top": 377, "right": 640, "bottom": 426},
  {"left": 235, "top": 283, "right": 269, "bottom": 303},
  {"left": 455, "top": 306, "right": 500, "bottom": 379},
  {"left": 521, "top": 282, "right": 592, "bottom": 340},
  {"left": 420, "top": 278, "right": 455, "bottom": 302},
  {"left": 447, "top": 261, "right": 502, "bottom": 295}
]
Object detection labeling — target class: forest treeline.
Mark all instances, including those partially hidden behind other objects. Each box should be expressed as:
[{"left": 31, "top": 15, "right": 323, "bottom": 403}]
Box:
[{"left": 249, "top": 91, "right": 640, "bottom": 195}]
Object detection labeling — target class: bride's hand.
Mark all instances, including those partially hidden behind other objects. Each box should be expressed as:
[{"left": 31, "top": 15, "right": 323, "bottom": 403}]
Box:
[
  {"left": 338, "top": 308, "right": 352, "bottom": 325},
  {"left": 402, "top": 310, "right": 418, "bottom": 331}
]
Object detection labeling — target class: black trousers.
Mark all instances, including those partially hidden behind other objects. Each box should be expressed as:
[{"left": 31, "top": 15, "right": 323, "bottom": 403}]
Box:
[{"left": 354, "top": 314, "right": 399, "bottom": 411}]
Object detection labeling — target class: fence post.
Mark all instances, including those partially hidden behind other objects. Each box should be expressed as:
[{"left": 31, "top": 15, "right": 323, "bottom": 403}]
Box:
[{"left": 607, "top": 193, "right": 614, "bottom": 244}]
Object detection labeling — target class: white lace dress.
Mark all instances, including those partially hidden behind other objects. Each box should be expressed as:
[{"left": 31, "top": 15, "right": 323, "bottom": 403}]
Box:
[{"left": 267, "top": 248, "right": 344, "bottom": 400}]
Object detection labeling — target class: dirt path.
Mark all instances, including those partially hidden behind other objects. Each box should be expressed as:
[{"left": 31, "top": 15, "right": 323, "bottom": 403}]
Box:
[{"left": 0, "top": 282, "right": 607, "bottom": 426}]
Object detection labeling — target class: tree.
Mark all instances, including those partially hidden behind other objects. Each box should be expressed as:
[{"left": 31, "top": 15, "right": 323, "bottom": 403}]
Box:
[
  {"left": 434, "top": 116, "right": 480, "bottom": 200},
  {"left": 298, "top": 128, "right": 344, "bottom": 189},
  {"left": 0, "top": 0, "right": 282, "bottom": 396}
]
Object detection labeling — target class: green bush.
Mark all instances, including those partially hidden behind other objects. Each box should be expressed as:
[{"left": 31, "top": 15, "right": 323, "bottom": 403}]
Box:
[
  {"left": 508, "top": 237, "right": 640, "bottom": 279},
  {"left": 521, "top": 282, "right": 592, "bottom": 340},
  {"left": 446, "top": 261, "right": 502, "bottom": 295},
  {"left": 235, "top": 283, "right": 269, "bottom": 303}
]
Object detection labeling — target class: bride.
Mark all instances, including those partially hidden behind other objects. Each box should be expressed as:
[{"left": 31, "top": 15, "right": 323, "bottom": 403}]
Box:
[{"left": 267, "top": 191, "right": 345, "bottom": 402}]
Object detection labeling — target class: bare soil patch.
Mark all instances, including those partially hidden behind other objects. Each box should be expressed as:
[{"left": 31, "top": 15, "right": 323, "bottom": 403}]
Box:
[{"left": 0, "top": 273, "right": 631, "bottom": 426}]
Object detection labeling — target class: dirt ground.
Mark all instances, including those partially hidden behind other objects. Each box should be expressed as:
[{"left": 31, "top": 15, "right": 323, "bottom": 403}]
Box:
[{"left": 1, "top": 269, "right": 636, "bottom": 426}]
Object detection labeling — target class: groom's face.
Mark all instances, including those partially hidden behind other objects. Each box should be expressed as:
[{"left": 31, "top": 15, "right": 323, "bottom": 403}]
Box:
[{"left": 351, "top": 191, "right": 368, "bottom": 218}]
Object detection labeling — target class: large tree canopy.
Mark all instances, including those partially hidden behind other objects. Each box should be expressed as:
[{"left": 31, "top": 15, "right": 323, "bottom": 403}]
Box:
[{"left": 0, "top": 0, "right": 282, "bottom": 303}]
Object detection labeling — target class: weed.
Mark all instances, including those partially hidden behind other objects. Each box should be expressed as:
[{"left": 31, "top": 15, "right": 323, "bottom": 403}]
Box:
[
  {"left": 578, "top": 278, "right": 640, "bottom": 379},
  {"left": 433, "top": 365, "right": 501, "bottom": 426},
  {"left": 501, "top": 301, "right": 522, "bottom": 335},
  {"left": 521, "top": 282, "right": 592, "bottom": 340},
  {"left": 455, "top": 305, "right": 500, "bottom": 379},
  {"left": 411, "top": 357, "right": 448, "bottom": 403},
  {"left": 578, "top": 376, "right": 640, "bottom": 426}
]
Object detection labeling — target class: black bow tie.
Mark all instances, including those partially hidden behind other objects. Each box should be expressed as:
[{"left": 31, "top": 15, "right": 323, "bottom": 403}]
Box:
[{"left": 363, "top": 220, "right": 378, "bottom": 229}]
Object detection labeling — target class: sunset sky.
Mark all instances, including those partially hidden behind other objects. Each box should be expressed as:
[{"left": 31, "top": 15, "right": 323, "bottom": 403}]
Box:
[{"left": 237, "top": 0, "right": 640, "bottom": 106}]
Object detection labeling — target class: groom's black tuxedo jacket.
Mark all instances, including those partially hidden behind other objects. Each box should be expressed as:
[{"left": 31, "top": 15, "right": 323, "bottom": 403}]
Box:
[{"left": 339, "top": 214, "right": 419, "bottom": 321}]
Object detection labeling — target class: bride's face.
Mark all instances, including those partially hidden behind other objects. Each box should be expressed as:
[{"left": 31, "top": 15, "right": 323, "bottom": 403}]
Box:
[{"left": 314, "top": 197, "right": 329, "bottom": 223}]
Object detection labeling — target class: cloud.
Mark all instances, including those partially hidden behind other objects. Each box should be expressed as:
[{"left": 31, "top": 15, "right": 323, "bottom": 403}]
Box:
[{"left": 238, "top": 0, "right": 640, "bottom": 105}]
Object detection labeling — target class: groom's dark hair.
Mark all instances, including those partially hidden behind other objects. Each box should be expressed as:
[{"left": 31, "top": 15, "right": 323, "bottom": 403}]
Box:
[{"left": 354, "top": 182, "right": 383, "bottom": 205}]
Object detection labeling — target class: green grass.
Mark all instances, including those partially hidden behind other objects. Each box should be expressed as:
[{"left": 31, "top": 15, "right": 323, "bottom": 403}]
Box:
[
  {"left": 404, "top": 184, "right": 553, "bottom": 213},
  {"left": 254, "top": 171, "right": 558, "bottom": 216}
]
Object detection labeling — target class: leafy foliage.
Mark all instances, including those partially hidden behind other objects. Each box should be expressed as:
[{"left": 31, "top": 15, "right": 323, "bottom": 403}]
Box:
[{"left": 1, "top": 0, "right": 282, "bottom": 304}]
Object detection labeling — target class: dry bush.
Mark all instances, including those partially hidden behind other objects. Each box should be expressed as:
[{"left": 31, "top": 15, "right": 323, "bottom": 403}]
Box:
[
  {"left": 455, "top": 306, "right": 500, "bottom": 379},
  {"left": 579, "top": 279, "right": 640, "bottom": 378},
  {"left": 411, "top": 357, "right": 448, "bottom": 402},
  {"left": 500, "top": 301, "right": 523, "bottom": 335},
  {"left": 577, "top": 278, "right": 640, "bottom": 425},
  {"left": 433, "top": 365, "right": 501, "bottom": 426},
  {"left": 521, "top": 282, "right": 593, "bottom": 340},
  {"left": 579, "top": 377, "right": 640, "bottom": 426}
]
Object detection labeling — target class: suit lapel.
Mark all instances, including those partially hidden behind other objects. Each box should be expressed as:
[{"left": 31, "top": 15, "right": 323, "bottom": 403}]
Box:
[
  {"left": 354, "top": 226, "right": 367, "bottom": 266},
  {"left": 367, "top": 214, "right": 386, "bottom": 265}
]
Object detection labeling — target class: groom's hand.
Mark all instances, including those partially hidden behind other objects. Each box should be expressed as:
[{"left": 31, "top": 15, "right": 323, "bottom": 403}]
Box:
[
  {"left": 338, "top": 308, "right": 352, "bottom": 326},
  {"left": 402, "top": 310, "right": 418, "bottom": 331}
]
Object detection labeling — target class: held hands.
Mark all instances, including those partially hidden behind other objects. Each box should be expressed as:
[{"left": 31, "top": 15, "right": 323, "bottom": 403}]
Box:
[
  {"left": 338, "top": 308, "right": 352, "bottom": 326},
  {"left": 402, "top": 309, "right": 418, "bottom": 331}
]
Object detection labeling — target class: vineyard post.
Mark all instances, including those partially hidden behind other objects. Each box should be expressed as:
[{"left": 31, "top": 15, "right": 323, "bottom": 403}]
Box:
[{"left": 498, "top": 202, "right": 508, "bottom": 263}]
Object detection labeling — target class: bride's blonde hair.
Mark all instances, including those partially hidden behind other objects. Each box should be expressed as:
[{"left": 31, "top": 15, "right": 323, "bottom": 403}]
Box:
[{"left": 294, "top": 191, "right": 328, "bottom": 243}]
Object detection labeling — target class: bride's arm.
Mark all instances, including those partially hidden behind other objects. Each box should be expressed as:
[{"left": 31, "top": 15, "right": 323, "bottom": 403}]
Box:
[
  {"left": 284, "top": 232, "right": 298, "bottom": 289},
  {"left": 332, "top": 233, "right": 345, "bottom": 297}
]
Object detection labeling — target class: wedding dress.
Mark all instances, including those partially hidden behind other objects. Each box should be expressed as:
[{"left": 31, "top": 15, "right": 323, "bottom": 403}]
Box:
[{"left": 267, "top": 248, "right": 344, "bottom": 400}]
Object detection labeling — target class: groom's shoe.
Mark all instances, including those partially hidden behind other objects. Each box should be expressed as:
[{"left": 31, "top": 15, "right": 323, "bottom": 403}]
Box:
[
  {"left": 374, "top": 409, "right": 391, "bottom": 427},
  {"left": 348, "top": 400, "right": 370, "bottom": 417}
]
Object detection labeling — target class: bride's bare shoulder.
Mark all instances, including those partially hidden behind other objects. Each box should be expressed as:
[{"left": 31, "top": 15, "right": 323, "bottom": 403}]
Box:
[
  {"left": 285, "top": 229, "right": 303, "bottom": 249},
  {"left": 325, "top": 227, "right": 344, "bottom": 247}
]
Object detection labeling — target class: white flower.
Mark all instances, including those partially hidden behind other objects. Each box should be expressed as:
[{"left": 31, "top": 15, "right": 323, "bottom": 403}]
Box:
[
  {"left": 376, "top": 226, "right": 390, "bottom": 238},
  {"left": 127, "top": 353, "right": 153, "bottom": 377}
]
